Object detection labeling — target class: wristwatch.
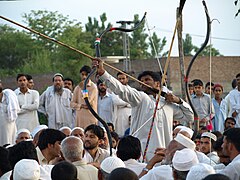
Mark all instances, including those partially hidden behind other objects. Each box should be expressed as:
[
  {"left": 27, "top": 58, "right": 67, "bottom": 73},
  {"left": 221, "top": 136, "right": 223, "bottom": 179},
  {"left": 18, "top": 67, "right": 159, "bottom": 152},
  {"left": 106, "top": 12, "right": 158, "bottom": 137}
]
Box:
[{"left": 142, "top": 167, "right": 149, "bottom": 172}]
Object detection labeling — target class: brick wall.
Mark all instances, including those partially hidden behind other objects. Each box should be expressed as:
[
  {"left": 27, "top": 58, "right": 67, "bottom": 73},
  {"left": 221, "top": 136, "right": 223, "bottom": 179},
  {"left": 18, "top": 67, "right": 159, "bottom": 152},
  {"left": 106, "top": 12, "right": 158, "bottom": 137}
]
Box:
[{"left": 2, "top": 56, "right": 239, "bottom": 95}]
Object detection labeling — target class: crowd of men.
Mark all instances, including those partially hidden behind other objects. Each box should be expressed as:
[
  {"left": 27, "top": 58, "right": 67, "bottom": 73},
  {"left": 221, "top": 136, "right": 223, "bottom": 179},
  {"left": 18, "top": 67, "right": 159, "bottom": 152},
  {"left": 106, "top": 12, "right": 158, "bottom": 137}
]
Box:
[{"left": 0, "top": 59, "right": 239, "bottom": 180}]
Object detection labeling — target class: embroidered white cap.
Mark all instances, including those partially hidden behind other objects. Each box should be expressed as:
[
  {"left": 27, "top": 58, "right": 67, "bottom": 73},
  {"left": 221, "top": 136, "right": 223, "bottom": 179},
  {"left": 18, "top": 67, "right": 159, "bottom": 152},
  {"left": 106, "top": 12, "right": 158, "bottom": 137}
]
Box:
[
  {"left": 31, "top": 125, "right": 48, "bottom": 138},
  {"left": 100, "top": 156, "right": 125, "bottom": 174},
  {"left": 172, "top": 148, "right": 199, "bottom": 171},
  {"left": 13, "top": 159, "right": 40, "bottom": 180},
  {"left": 201, "top": 132, "right": 217, "bottom": 141},
  {"left": 186, "top": 163, "right": 215, "bottom": 180}
]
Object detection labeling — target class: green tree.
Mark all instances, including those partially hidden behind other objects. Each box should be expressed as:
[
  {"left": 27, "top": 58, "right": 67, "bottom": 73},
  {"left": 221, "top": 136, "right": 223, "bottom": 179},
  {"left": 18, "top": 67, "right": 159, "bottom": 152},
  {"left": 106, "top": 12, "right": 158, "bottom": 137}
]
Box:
[
  {"left": 194, "top": 44, "right": 222, "bottom": 56},
  {"left": 183, "top": 33, "right": 221, "bottom": 56},
  {"left": 0, "top": 24, "right": 41, "bottom": 72},
  {"left": 85, "top": 13, "right": 123, "bottom": 57},
  {"left": 56, "top": 25, "right": 94, "bottom": 81},
  {"left": 182, "top": 33, "right": 197, "bottom": 56},
  {"left": 23, "top": 10, "right": 80, "bottom": 50},
  {"left": 130, "top": 14, "right": 149, "bottom": 59},
  {"left": 148, "top": 32, "right": 167, "bottom": 58}
]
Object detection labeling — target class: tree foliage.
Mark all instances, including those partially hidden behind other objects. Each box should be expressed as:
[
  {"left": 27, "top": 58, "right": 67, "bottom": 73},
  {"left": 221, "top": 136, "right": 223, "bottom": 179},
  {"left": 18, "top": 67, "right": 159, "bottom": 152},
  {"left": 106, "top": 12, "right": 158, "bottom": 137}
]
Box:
[
  {"left": 148, "top": 32, "right": 167, "bottom": 58},
  {"left": 182, "top": 33, "right": 221, "bottom": 56},
  {"left": 0, "top": 25, "right": 41, "bottom": 71}
]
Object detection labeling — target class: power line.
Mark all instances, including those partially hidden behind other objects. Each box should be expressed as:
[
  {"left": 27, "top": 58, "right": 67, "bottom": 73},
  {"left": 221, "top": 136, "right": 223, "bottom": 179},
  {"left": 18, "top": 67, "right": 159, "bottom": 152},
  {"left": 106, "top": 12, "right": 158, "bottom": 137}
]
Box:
[{"left": 154, "top": 27, "right": 240, "bottom": 42}]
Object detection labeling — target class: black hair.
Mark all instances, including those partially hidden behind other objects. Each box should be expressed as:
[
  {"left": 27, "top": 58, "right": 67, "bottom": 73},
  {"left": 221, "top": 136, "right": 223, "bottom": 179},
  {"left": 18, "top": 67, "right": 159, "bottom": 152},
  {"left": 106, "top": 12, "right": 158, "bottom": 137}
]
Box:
[
  {"left": 212, "top": 131, "right": 223, "bottom": 139},
  {"left": 117, "top": 135, "right": 141, "bottom": 161},
  {"left": 235, "top": 73, "right": 240, "bottom": 78},
  {"left": 25, "top": 74, "right": 33, "bottom": 81},
  {"left": 16, "top": 74, "right": 26, "bottom": 81},
  {"left": 80, "top": 65, "right": 91, "bottom": 74},
  {"left": 202, "top": 174, "right": 230, "bottom": 180},
  {"left": 37, "top": 129, "right": 66, "bottom": 151},
  {"left": 117, "top": 71, "right": 127, "bottom": 77},
  {"left": 205, "top": 82, "right": 214, "bottom": 89},
  {"left": 8, "top": 141, "right": 38, "bottom": 169},
  {"left": 111, "top": 131, "right": 119, "bottom": 142},
  {"left": 192, "top": 79, "right": 203, "bottom": 87},
  {"left": 213, "top": 136, "right": 224, "bottom": 151},
  {"left": 223, "top": 128, "right": 240, "bottom": 152},
  {"left": 64, "top": 78, "right": 74, "bottom": 86},
  {"left": 224, "top": 117, "right": 236, "bottom": 125},
  {"left": 107, "top": 122, "right": 115, "bottom": 131},
  {"left": 51, "top": 161, "right": 78, "bottom": 180},
  {"left": 232, "top": 79, "right": 237, "bottom": 89},
  {"left": 84, "top": 124, "right": 104, "bottom": 140},
  {"left": 188, "top": 83, "right": 193, "bottom": 88},
  {"left": 108, "top": 168, "right": 139, "bottom": 180},
  {"left": 0, "top": 146, "right": 12, "bottom": 174},
  {"left": 137, "top": 71, "right": 161, "bottom": 82}
]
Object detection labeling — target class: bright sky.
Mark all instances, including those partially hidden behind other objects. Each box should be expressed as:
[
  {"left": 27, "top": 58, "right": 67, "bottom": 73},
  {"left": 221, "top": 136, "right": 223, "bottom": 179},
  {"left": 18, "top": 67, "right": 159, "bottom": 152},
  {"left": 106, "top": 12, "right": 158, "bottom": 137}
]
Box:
[{"left": 0, "top": 0, "right": 240, "bottom": 56}]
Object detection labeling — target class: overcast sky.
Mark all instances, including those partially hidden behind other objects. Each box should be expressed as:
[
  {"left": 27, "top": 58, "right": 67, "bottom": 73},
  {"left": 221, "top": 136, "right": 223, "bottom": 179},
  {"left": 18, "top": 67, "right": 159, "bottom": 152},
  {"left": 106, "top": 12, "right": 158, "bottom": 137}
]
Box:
[{"left": 0, "top": 0, "right": 240, "bottom": 56}]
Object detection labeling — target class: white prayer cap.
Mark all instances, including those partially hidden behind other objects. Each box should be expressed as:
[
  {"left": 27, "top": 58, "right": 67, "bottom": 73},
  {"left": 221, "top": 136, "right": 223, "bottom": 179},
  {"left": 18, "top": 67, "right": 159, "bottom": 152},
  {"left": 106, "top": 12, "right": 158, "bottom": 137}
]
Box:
[
  {"left": 31, "top": 125, "right": 48, "bottom": 138},
  {"left": 179, "top": 126, "right": 194, "bottom": 138},
  {"left": 59, "top": 126, "right": 72, "bottom": 131},
  {"left": 172, "top": 148, "right": 199, "bottom": 171},
  {"left": 16, "top": 128, "right": 31, "bottom": 136},
  {"left": 13, "top": 159, "right": 40, "bottom": 180},
  {"left": 186, "top": 163, "right": 215, "bottom": 180},
  {"left": 71, "top": 127, "right": 84, "bottom": 132},
  {"left": 174, "top": 133, "right": 196, "bottom": 150},
  {"left": 201, "top": 132, "right": 217, "bottom": 141},
  {"left": 53, "top": 73, "right": 64, "bottom": 79},
  {"left": 173, "top": 125, "right": 185, "bottom": 131},
  {"left": 100, "top": 156, "right": 125, "bottom": 174}
]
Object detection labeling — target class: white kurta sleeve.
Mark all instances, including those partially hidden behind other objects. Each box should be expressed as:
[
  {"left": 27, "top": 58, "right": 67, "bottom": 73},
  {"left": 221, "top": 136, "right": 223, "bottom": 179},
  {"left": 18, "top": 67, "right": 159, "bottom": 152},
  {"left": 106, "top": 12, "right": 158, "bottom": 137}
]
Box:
[
  {"left": 100, "top": 71, "right": 143, "bottom": 107},
  {"left": 172, "top": 100, "right": 194, "bottom": 124},
  {"left": 21, "top": 90, "right": 40, "bottom": 111},
  {"left": 38, "top": 90, "right": 47, "bottom": 115}
]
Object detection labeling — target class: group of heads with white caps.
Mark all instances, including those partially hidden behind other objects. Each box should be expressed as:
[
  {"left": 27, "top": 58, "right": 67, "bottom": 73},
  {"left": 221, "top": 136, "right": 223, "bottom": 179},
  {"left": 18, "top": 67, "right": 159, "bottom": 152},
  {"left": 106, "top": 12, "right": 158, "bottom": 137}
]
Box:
[{"left": 172, "top": 126, "right": 217, "bottom": 179}]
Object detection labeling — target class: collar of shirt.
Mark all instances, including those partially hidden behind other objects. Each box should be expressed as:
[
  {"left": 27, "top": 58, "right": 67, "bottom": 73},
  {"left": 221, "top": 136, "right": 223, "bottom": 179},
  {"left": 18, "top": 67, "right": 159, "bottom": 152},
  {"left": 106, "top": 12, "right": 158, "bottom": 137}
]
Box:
[
  {"left": 192, "top": 92, "right": 208, "bottom": 98},
  {"left": 232, "top": 154, "right": 240, "bottom": 163},
  {"left": 15, "top": 88, "right": 30, "bottom": 95},
  {"left": 72, "top": 160, "right": 88, "bottom": 166},
  {"left": 36, "top": 146, "right": 48, "bottom": 165}
]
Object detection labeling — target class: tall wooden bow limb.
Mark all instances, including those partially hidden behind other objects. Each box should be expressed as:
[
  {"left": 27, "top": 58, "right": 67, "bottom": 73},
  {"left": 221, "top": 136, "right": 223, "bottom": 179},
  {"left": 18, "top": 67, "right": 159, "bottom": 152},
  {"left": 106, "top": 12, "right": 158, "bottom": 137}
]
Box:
[
  {"left": 185, "top": 0, "right": 211, "bottom": 134},
  {"left": 142, "top": 0, "right": 186, "bottom": 162}
]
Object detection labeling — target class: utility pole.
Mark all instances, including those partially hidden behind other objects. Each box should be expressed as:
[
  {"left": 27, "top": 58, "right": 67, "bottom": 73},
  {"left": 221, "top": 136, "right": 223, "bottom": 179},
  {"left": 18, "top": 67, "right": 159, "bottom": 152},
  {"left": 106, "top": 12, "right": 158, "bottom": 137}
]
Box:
[
  {"left": 116, "top": 20, "right": 134, "bottom": 72},
  {"left": 176, "top": 7, "right": 187, "bottom": 101}
]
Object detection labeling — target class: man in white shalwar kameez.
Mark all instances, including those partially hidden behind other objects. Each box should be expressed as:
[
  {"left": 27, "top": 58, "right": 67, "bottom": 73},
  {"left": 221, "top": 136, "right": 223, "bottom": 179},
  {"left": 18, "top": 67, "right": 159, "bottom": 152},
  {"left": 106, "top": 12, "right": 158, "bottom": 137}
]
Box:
[
  {"left": 38, "top": 73, "right": 73, "bottom": 129},
  {"left": 92, "top": 59, "right": 194, "bottom": 162},
  {"left": 229, "top": 73, "right": 240, "bottom": 127},
  {"left": 0, "top": 81, "right": 20, "bottom": 146},
  {"left": 15, "top": 74, "right": 39, "bottom": 132}
]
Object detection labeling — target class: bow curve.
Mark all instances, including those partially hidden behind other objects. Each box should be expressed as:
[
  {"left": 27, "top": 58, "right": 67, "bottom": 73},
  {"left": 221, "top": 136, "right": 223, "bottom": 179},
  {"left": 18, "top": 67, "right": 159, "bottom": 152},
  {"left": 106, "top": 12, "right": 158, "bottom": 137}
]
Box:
[
  {"left": 83, "top": 13, "right": 147, "bottom": 156},
  {"left": 185, "top": 0, "right": 211, "bottom": 134}
]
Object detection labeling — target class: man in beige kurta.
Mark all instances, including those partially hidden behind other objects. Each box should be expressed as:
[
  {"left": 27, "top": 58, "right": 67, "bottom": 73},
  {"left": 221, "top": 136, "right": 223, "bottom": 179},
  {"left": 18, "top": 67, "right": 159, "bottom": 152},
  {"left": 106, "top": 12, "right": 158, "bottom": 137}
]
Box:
[{"left": 71, "top": 65, "right": 98, "bottom": 129}]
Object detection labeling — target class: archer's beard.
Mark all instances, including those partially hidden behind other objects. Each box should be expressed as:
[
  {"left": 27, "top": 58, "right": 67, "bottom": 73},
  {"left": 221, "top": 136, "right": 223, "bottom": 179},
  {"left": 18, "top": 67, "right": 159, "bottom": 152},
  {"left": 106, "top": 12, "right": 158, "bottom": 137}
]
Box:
[{"left": 84, "top": 141, "right": 98, "bottom": 150}]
